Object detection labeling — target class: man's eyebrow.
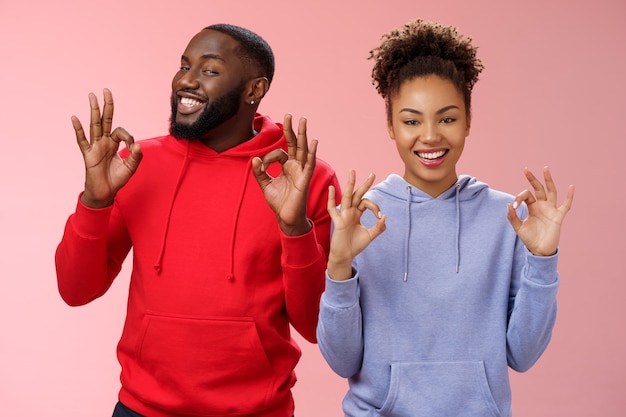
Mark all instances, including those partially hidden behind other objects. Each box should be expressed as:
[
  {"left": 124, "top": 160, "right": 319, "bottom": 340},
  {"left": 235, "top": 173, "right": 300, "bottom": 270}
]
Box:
[{"left": 181, "top": 54, "right": 226, "bottom": 62}]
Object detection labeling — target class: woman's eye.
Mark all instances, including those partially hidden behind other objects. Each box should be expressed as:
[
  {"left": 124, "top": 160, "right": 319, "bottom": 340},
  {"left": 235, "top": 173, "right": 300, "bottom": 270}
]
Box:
[
  {"left": 441, "top": 117, "right": 455, "bottom": 124},
  {"left": 405, "top": 120, "right": 418, "bottom": 126}
]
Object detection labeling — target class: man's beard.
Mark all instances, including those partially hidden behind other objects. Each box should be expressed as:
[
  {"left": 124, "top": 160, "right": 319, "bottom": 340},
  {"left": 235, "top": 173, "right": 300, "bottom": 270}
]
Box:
[{"left": 169, "top": 81, "right": 245, "bottom": 140}]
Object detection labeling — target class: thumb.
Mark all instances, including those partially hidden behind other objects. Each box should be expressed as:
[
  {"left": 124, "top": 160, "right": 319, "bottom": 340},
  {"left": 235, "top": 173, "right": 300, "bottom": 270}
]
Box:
[
  {"left": 125, "top": 143, "right": 143, "bottom": 173},
  {"left": 251, "top": 157, "right": 272, "bottom": 190},
  {"left": 506, "top": 203, "right": 522, "bottom": 232},
  {"left": 369, "top": 214, "right": 387, "bottom": 240}
]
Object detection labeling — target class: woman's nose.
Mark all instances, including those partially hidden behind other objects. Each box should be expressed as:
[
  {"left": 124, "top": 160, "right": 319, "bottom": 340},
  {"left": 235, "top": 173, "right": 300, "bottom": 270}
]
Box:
[{"left": 421, "top": 122, "right": 441, "bottom": 143}]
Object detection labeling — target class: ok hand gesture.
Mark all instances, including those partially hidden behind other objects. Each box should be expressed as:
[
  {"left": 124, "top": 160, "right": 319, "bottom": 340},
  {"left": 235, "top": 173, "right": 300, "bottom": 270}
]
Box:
[
  {"left": 72, "top": 88, "right": 143, "bottom": 208},
  {"left": 326, "top": 171, "right": 386, "bottom": 281},
  {"left": 507, "top": 167, "right": 575, "bottom": 256},
  {"left": 252, "top": 114, "right": 316, "bottom": 236}
]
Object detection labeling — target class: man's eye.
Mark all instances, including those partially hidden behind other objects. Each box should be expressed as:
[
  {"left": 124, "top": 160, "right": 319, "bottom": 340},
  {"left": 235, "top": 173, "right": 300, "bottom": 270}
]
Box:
[
  {"left": 203, "top": 69, "right": 218, "bottom": 75},
  {"left": 179, "top": 66, "right": 190, "bottom": 71}
]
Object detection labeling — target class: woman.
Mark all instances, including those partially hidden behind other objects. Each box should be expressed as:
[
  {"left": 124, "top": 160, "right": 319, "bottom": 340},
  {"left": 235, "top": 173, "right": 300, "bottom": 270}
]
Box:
[{"left": 316, "top": 19, "right": 574, "bottom": 417}]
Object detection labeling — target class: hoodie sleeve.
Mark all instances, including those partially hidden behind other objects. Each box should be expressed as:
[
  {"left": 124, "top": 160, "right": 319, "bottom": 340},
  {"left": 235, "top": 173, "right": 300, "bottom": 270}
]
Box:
[
  {"left": 506, "top": 234, "right": 560, "bottom": 372},
  {"left": 281, "top": 161, "right": 341, "bottom": 343},
  {"left": 55, "top": 195, "right": 132, "bottom": 306},
  {"left": 316, "top": 272, "right": 364, "bottom": 378}
]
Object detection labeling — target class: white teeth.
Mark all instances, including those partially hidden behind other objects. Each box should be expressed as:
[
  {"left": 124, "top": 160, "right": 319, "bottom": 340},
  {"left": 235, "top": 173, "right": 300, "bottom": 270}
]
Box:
[
  {"left": 417, "top": 150, "right": 446, "bottom": 160},
  {"left": 181, "top": 97, "right": 202, "bottom": 107}
]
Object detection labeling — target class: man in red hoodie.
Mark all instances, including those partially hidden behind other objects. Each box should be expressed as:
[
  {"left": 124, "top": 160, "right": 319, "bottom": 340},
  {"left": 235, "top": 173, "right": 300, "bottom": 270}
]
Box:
[{"left": 55, "top": 24, "right": 339, "bottom": 417}]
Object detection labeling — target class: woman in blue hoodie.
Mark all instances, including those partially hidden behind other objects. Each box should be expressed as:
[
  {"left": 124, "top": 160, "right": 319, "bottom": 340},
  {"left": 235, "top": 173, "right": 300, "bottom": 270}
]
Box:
[{"left": 316, "top": 19, "right": 575, "bottom": 417}]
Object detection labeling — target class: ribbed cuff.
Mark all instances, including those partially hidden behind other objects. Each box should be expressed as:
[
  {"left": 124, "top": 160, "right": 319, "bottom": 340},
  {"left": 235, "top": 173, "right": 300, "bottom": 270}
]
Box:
[
  {"left": 322, "top": 270, "right": 359, "bottom": 308},
  {"left": 70, "top": 193, "right": 113, "bottom": 238}
]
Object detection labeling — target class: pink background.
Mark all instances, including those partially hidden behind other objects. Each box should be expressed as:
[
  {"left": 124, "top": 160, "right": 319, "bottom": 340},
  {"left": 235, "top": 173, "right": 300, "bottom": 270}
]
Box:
[{"left": 1, "top": 0, "right": 624, "bottom": 415}]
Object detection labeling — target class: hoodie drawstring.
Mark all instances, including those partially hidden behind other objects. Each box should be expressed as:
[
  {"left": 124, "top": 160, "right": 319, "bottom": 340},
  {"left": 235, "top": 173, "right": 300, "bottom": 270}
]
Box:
[
  {"left": 152, "top": 145, "right": 254, "bottom": 280},
  {"left": 402, "top": 182, "right": 462, "bottom": 280},
  {"left": 226, "top": 160, "right": 253, "bottom": 282},
  {"left": 403, "top": 185, "right": 412, "bottom": 281},
  {"left": 455, "top": 183, "right": 461, "bottom": 274},
  {"left": 154, "top": 141, "right": 191, "bottom": 273}
]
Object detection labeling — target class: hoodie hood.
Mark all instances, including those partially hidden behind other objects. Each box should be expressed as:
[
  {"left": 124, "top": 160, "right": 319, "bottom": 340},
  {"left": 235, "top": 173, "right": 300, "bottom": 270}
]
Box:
[
  {"left": 373, "top": 174, "right": 487, "bottom": 203},
  {"left": 169, "top": 113, "right": 286, "bottom": 159},
  {"left": 153, "top": 114, "right": 286, "bottom": 275},
  {"left": 370, "top": 174, "right": 488, "bottom": 279}
]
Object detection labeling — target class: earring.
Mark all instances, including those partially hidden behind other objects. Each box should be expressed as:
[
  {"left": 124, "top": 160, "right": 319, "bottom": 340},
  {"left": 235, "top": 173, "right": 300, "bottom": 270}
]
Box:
[{"left": 250, "top": 100, "right": 255, "bottom": 105}]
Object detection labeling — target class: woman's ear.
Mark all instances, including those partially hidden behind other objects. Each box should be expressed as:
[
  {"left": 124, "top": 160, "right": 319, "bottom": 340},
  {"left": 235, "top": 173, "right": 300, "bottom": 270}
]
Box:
[
  {"left": 386, "top": 104, "right": 395, "bottom": 140},
  {"left": 387, "top": 121, "right": 396, "bottom": 140}
]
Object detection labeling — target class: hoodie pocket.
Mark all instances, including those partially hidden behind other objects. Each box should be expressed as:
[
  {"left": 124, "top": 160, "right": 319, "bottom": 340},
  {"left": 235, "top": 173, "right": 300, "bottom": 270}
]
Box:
[
  {"left": 377, "top": 361, "right": 502, "bottom": 417},
  {"left": 128, "top": 313, "right": 276, "bottom": 416}
]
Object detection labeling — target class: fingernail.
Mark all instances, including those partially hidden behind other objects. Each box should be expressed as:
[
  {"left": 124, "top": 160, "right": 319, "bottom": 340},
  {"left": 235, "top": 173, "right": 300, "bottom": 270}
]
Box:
[
  {"left": 512, "top": 202, "right": 519, "bottom": 209},
  {"left": 377, "top": 211, "right": 383, "bottom": 219}
]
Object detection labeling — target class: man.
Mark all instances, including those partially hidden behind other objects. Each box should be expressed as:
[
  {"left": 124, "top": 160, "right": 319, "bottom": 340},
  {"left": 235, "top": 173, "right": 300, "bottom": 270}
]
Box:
[{"left": 55, "top": 24, "right": 339, "bottom": 417}]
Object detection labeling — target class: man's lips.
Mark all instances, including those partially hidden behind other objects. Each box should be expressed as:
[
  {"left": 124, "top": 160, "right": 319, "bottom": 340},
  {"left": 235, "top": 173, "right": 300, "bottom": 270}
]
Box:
[{"left": 176, "top": 94, "right": 206, "bottom": 115}]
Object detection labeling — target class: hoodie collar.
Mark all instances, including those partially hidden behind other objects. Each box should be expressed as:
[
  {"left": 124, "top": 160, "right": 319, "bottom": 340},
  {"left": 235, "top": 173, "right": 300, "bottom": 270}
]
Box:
[
  {"left": 153, "top": 114, "right": 285, "bottom": 275},
  {"left": 380, "top": 174, "right": 487, "bottom": 281},
  {"left": 379, "top": 174, "right": 483, "bottom": 203},
  {"left": 169, "top": 113, "right": 285, "bottom": 159}
]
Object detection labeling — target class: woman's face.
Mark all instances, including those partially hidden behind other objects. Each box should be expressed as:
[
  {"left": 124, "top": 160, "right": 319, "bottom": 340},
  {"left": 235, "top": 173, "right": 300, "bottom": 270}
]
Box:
[{"left": 387, "top": 74, "right": 470, "bottom": 197}]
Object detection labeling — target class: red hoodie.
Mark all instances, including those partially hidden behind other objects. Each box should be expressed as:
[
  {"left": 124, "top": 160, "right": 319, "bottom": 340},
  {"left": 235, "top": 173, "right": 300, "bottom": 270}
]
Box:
[{"left": 55, "top": 114, "right": 340, "bottom": 417}]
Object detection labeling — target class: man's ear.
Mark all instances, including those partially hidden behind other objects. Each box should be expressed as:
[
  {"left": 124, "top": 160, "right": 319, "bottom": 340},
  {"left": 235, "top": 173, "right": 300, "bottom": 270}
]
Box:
[{"left": 246, "top": 77, "right": 269, "bottom": 104}]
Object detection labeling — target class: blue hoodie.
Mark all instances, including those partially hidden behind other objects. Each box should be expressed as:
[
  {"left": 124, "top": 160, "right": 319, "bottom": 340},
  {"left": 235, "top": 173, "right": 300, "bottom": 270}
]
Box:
[{"left": 317, "top": 174, "right": 559, "bottom": 417}]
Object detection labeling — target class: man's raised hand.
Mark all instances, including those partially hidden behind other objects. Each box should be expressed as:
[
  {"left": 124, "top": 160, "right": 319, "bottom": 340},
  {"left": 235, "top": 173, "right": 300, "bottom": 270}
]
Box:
[{"left": 72, "top": 88, "right": 142, "bottom": 208}]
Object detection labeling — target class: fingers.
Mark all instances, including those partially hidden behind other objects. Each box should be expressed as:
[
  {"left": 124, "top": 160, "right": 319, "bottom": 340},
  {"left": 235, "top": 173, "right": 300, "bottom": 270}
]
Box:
[
  {"left": 101, "top": 88, "right": 114, "bottom": 137},
  {"left": 357, "top": 198, "right": 383, "bottom": 220},
  {"left": 340, "top": 171, "right": 377, "bottom": 210},
  {"left": 111, "top": 126, "right": 134, "bottom": 147},
  {"left": 340, "top": 170, "right": 357, "bottom": 210},
  {"left": 283, "top": 114, "right": 295, "bottom": 159},
  {"left": 305, "top": 138, "right": 318, "bottom": 174},
  {"left": 506, "top": 203, "right": 523, "bottom": 232},
  {"left": 110, "top": 126, "right": 142, "bottom": 171},
  {"left": 327, "top": 184, "right": 338, "bottom": 217},
  {"left": 251, "top": 155, "right": 278, "bottom": 191},
  {"left": 125, "top": 142, "right": 143, "bottom": 172},
  {"left": 258, "top": 148, "right": 289, "bottom": 170},
  {"left": 519, "top": 167, "right": 575, "bottom": 214},
  {"left": 72, "top": 115, "right": 90, "bottom": 154},
  {"left": 295, "top": 116, "right": 309, "bottom": 163},
  {"left": 358, "top": 198, "right": 386, "bottom": 239},
  {"left": 512, "top": 189, "right": 536, "bottom": 209},
  {"left": 560, "top": 184, "right": 575, "bottom": 213},
  {"left": 523, "top": 167, "right": 547, "bottom": 201},
  {"left": 369, "top": 213, "right": 387, "bottom": 239},
  {"left": 283, "top": 113, "right": 316, "bottom": 167},
  {"left": 353, "top": 173, "right": 376, "bottom": 207},
  {"left": 87, "top": 88, "right": 115, "bottom": 141},
  {"left": 88, "top": 92, "right": 102, "bottom": 141}
]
